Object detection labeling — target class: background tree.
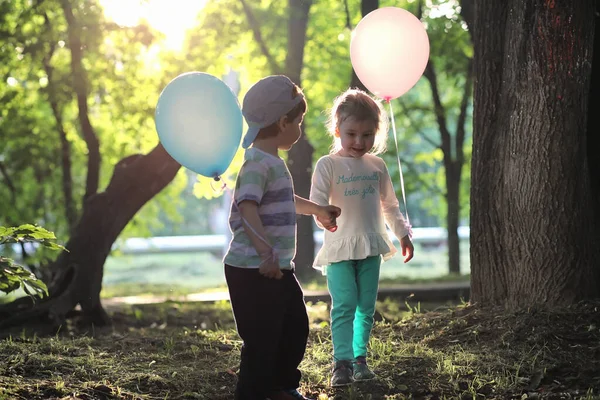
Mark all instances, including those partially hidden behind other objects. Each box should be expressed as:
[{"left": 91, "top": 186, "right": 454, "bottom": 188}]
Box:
[
  {"left": 239, "top": 0, "right": 318, "bottom": 279},
  {"left": 0, "top": 0, "right": 479, "bottom": 329},
  {"left": 470, "top": 0, "right": 600, "bottom": 307},
  {"left": 348, "top": 0, "right": 473, "bottom": 274},
  {"left": 0, "top": 0, "right": 184, "bottom": 327}
]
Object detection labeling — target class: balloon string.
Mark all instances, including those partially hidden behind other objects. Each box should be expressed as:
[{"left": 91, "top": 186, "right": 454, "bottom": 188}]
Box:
[{"left": 387, "top": 100, "right": 412, "bottom": 236}]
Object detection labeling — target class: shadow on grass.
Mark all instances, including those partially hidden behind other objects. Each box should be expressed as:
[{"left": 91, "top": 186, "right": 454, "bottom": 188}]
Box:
[{"left": 0, "top": 299, "right": 599, "bottom": 400}]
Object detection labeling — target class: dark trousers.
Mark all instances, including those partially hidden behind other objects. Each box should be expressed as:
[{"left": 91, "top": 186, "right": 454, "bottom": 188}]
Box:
[{"left": 225, "top": 265, "right": 310, "bottom": 400}]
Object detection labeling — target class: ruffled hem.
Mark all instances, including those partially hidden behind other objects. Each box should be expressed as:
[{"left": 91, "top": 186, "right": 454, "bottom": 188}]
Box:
[{"left": 313, "top": 233, "right": 397, "bottom": 271}]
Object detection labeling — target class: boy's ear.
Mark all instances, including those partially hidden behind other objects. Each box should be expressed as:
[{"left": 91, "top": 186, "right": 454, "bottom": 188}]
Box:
[
  {"left": 334, "top": 128, "right": 340, "bottom": 138},
  {"left": 276, "top": 115, "right": 288, "bottom": 131}
]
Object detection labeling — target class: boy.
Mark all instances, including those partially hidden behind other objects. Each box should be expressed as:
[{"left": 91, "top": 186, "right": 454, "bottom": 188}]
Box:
[{"left": 223, "top": 75, "right": 341, "bottom": 400}]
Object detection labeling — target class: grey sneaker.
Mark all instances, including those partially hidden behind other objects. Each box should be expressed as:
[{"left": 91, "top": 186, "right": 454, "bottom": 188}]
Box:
[
  {"left": 331, "top": 360, "right": 353, "bottom": 387},
  {"left": 353, "top": 357, "right": 375, "bottom": 381}
]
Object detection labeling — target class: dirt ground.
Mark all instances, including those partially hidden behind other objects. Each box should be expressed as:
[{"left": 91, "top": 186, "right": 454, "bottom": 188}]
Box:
[{"left": 0, "top": 298, "right": 599, "bottom": 399}]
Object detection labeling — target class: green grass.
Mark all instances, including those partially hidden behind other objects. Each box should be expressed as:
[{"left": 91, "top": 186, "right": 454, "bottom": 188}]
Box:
[
  {"left": 101, "top": 242, "right": 470, "bottom": 298},
  {"left": 1, "top": 299, "right": 598, "bottom": 400},
  {"left": 0, "top": 242, "right": 469, "bottom": 302}
]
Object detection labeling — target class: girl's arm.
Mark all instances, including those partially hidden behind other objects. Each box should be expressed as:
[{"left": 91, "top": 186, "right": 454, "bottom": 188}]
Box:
[{"left": 380, "top": 162, "right": 414, "bottom": 262}]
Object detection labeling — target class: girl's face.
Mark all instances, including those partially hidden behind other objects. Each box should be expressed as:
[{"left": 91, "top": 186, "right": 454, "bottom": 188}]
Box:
[{"left": 336, "top": 116, "right": 377, "bottom": 158}]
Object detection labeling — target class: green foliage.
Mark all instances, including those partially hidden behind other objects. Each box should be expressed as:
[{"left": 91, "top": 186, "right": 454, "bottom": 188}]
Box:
[
  {"left": 0, "top": 224, "right": 64, "bottom": 298},
  {"left": 0, "top": 0, "right": 186, "bottom": 244},
  {"left": 0, "top": 0, "right": 473, "bottom": 261}
]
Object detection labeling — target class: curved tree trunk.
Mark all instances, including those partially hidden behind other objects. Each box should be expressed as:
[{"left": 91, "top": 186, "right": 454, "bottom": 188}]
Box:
[
  {"left": 470, "top": 0, "right": 600, "bottom": 308},
  {"left": 0, "top": 145, "right": 180, "bottom": 329}
]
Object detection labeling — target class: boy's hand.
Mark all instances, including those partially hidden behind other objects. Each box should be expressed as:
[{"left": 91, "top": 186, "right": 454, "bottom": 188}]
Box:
[
  {"left": 400, "top": 235, "right": 414, "bottom": 263},
  {"left": 258, "top": 251, "right": 283, "bottom": 279},
  {"left": 316, "top": 205, "right": 341, "bottom": 232}
]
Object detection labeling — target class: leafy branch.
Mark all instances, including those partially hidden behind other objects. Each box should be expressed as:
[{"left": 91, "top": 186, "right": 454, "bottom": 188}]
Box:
[
  {"left": 0, "top": 225, "right": 66, "bottom": 299},
  {"left": 239, "top": 0, "right": 282, "bottom": 74}
]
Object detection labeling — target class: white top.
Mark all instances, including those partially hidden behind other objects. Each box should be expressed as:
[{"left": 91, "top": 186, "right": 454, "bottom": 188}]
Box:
[{"left": 310, "top": 153, "right": 410, "bottom": 268}]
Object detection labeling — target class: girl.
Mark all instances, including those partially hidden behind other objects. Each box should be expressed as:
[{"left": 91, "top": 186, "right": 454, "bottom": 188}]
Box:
[{"left": 310, "top": 88, "right": 414, "bottom": 387}]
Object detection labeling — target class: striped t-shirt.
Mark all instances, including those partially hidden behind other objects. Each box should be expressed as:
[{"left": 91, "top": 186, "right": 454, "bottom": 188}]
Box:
[{"left": 223, "top": 148, "right": 297, "bottom": 269}]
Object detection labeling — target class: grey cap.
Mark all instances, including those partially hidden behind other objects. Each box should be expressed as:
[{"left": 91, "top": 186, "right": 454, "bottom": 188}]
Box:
[{"left": 241, "top": 75, "right": 304, "bottom": 149}]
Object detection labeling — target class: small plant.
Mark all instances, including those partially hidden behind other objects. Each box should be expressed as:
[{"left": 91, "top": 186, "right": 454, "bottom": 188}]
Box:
[
  {"left": 163, "top": 336, "right": 175, "bottom": 356},
  {"left": 0, "top": 224, "right": 65, "bottom": 300},
  {"left": 404, "top": 294, "right": 421, "bottom": 315}
]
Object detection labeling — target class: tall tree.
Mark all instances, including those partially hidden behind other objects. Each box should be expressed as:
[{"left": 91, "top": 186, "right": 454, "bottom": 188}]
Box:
[
  {"left": 0, "top": 0, "right": 182, "bottom": 327},
  {"left": 420, "top": 0, "right": 472, "bottom": 275},
  {"left": 586, "top": 2, "right": 600, "bottom": 245},
  {"left": 240, "top": 0, "right": 317, "bottom": 280},
  {"left": 470, "top": 0, "right": 600, "bottom": 307},
  {"left": 349, "top": 0, "right": 378, "bottom": 91},
  {"left": 350, "top": 0, "right": 473, "bottom": 275}
]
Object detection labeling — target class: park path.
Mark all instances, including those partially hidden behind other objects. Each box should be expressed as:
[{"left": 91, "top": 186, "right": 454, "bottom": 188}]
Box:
[{"left": 102, "top": 281, "right": 470, "bottom": 309}]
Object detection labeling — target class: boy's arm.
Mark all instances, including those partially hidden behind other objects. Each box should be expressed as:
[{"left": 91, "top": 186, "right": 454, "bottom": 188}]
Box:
[
  {"left": 307, "top": 157, "right": 339, "bottom": 230},
  {"left": 238, "top": 200, "right": 283, "bottom": 279},
  {"left": 238, "top": 200, "right": 273, "bottom": 255},
  {"left": 295, "top": 195, "right": 322, "bottom": 216},
  {"left": 295, "top": 195, "right": 341, "bottom": 231},
  {"left": 234, "top": 159, "right": 282, "bottom": 278}
]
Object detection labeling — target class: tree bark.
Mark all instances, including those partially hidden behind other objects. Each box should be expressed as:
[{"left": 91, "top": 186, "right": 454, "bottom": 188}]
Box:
[
  {"left": 470, "top": 0, "right": 600, "bottom": 308},
  {"left": 239, "top": 0, "right": 317, "bottom": 280},
  {"left": 0, "top": 145, "right": 181, "bottom": 328},
  {"left": 285, "top": 0, "right": 316, "bottom": 280},
  {"left": 586, "top": 2, "right": 600, "bottom": 291},
  {"left": 61, "top": 0, "right": 101, "bottom": 200},
  {"left": 42, "top": 15, "right": 76, "bottom": 233},
  {"left": 423, "top": 59, "right": 472, "bottom": 275},
  {"left": 350, "top": 0, "right": 378, "bottom": 91}
]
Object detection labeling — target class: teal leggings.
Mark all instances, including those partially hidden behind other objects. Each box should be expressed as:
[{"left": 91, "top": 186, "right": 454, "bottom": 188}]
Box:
[{"left": 327, "top": 256, "right": 381, "bottom": 361}]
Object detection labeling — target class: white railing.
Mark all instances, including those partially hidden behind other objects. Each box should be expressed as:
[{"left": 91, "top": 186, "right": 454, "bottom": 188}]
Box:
[
  {"left": 112, "top": 227, "right": 470, "bottom": 254},
  {"left": 3, "top": 227, "right": 470, "bottom": 257}
]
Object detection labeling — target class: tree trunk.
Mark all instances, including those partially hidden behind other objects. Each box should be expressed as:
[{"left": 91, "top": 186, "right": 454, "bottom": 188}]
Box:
[
  {"left": 0, "top": 145, "right": 180, "bottom": 328},
  {"left": 240, "top": 0, "right": 317, "bottom": 280},
  {"left": 285, "top": 0, "right": 316, "bottom": 280},
  {"left": 42, "top": 29, "right": 76, "bottom": 234},
  {"left": 470, "top": 0, "right": 600, "bottom": 308},
  {"left": 61, "top": 0, "right": 101, "bottom": 201},
  {"left": 350, "top": 0, "right": 378, "bottom": 90},
  {"left": 586, "top": 2, "right": 600, "bottom": 291},
  {"left": 424, "top": 58, "right": 472, "bottom": 276},
  {"left": 446, "top": 165, "right": 461, "bottom": 275}
]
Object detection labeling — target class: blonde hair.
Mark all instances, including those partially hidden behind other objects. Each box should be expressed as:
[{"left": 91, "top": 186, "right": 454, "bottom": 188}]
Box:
[{"left": 327, "top": 88, "right": 389, "bottom": 155}]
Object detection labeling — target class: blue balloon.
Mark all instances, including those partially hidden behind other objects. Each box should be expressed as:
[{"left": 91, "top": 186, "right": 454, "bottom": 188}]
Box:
[{"left": 155, "top": 72, "right": 242, "bottom": 178}]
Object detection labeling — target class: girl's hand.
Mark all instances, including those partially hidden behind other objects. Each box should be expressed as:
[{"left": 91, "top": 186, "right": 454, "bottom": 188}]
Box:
[
  {"left": 400, "top": 235, "right": 414, "bottom": 263},
  {"left": 317, "top": 205, "right": 341, "bottom": 232}
]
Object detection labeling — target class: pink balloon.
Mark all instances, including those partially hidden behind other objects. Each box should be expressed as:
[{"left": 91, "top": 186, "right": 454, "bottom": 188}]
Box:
[{"left": 350, "top": 7, "right": 430, "bottom": 100}]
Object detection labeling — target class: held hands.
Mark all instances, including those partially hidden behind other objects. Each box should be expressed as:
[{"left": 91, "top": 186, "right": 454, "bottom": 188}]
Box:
[
  {"left": 316, "top": 205, "right": 342, "bottom": 232},
  {"left": 400, "top": 235, "right": 414, "bottom": 263},
  {"left": 258, "top": 250, "right": 283, "bottom": 279}
]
